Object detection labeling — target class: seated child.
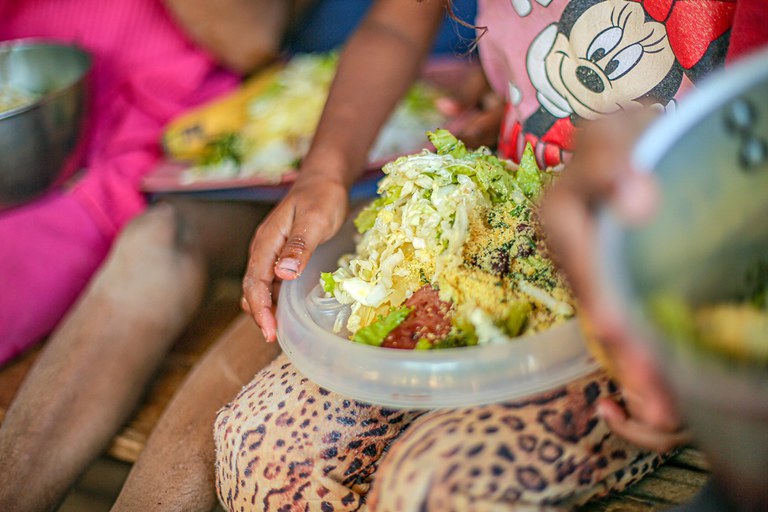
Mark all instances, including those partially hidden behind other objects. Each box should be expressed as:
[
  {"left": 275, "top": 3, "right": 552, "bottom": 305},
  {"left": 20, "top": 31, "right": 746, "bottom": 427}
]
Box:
[{"left": 214, "top": 0, "right": 753, "bottom": 509}]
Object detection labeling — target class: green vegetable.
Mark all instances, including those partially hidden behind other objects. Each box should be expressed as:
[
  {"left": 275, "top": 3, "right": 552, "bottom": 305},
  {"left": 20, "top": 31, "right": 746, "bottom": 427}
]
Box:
[
  {"left": 354, "top": 194, "right": 394, "bottom": 233},
  {"left": 428, "top": 129, "right": 468, "bottom": 158},
  {"left": 414, "top": 338, "right": 433, "bottom": 350},
  {"left": 431, "top": 134, "right": 544, "bottom": 205},
  {"left": 474, "top": 158, "right": 517, "bottom": 203},
  {"left": 404, "top": 82, "right": 440, "bottom": 115},
  {"left": 430, "top": 316, "right": 479, "bottom": 349},
  {"left": 199, "top": 133, "right": 243, "bottom": 166},
  {"left": 516, "top": 142, "right": 542, "bottom": 199},
  {"left": 647, "top": 294, "right": 696, "bottom": 342},
  {"left": 501, "top": 300, "right": 532, "bottom": 337},
  {"left": 352, "top": 306, "right": 412, "bottom": 346},
  {"left": 320, "top": 272, "right": 336, "bottom": 294},
  {"left": 746, "top": 260, "right": 768, "bottom": 308}
]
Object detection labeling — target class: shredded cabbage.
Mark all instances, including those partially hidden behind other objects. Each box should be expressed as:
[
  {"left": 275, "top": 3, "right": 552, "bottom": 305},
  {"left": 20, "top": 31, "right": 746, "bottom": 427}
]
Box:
[
  {"left": 323, "top": 131, "right": 574, "bottom": 346},
  {"left": 325, "top": 131, "right": 524, "bottom": 335}
]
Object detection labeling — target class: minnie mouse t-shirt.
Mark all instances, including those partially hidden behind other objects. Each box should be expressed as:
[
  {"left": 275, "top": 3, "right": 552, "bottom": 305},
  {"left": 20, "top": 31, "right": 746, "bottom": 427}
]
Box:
[{"left": 477, "top": 0, "right": 737, "bottom": 167}]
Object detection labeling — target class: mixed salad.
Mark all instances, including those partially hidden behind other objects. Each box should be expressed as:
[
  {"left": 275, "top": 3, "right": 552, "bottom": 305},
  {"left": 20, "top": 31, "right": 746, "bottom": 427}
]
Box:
[
  {"left": 650, "top": 265, "right": 768, "bottom": 365},
  {"left": 185, "top": 53, "right": 445, "bottom": 182},
  {"left": 321, "top": 130, "right": 575, "bottom": 350}
]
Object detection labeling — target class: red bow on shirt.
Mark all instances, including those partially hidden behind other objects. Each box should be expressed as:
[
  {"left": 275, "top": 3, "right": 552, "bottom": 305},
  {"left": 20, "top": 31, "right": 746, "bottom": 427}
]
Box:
[{"left": 631, "top": 0, "right": 736, "bottom": 69}]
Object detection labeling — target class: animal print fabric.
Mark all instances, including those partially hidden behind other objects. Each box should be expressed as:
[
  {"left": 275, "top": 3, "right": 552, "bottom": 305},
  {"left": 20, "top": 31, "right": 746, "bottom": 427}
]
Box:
[{"left": 214, "top": 354, "right": 664, "bottom": 511}]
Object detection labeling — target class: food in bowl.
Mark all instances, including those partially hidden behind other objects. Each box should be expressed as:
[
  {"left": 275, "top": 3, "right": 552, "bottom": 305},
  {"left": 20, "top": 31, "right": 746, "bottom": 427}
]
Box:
[
  {"left": 320, "top": 130, "right": 575, "bottom": 349},
  {"left": 649, "top": 267, "right": 768, "bottom": 364},
  {"left": 169, "top": 52, "right": 446, "bottom": 183},
  {"left": 0, "top": 85, "right": 37, "bottom": 113}
]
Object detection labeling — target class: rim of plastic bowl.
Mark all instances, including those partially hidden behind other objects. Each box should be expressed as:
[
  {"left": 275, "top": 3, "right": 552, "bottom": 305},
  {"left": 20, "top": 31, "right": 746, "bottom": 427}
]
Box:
[{"left": 277, "top": 220, "right": 598, "bottom": 409}]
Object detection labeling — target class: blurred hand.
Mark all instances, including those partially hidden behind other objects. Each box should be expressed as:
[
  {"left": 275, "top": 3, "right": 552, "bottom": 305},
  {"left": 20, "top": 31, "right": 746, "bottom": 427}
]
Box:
[
  {"left": 432, "top": 61, "right": 505, "bottom": 149},
  {"left": 541, "top": 111, "right": 691, "bottom": 453},
  {"left": 241, "top": 173, "right": 349, "bottom": 342}
]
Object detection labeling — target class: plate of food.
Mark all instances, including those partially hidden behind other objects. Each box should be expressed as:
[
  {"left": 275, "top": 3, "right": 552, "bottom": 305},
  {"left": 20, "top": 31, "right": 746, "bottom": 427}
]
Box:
[
  {"left": 142, "top": 53, "right": 460, "bottom": 195},
  {"left": 276, "top": 130, "right": 598, "bottom": 409}
]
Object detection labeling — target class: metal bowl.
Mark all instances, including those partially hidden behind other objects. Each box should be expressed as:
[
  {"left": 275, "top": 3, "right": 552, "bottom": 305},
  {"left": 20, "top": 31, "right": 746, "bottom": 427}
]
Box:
[
  {"left": 600, "top": 47, "right": 768, "bottom": 511},
  {"left": 0, "top": 40, "right": 91, "bottom": 208}
]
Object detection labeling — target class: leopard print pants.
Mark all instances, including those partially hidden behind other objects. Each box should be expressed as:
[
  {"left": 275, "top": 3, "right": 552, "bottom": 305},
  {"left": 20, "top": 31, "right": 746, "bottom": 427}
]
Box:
[{"left": 214, "top": 354, "right": 664, "bottom": 511}]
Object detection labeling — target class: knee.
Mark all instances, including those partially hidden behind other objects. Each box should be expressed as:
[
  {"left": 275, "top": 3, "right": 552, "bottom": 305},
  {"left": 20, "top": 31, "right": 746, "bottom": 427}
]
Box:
[
  {"left": 369, "top": 408, "right": 538, "bottom": 511},
  {"left": 213, "top": 357, "right": 317, "bottom": 510},
  {"left": 115, "top": 201, "right": 201, "bottom": 259},
  {"left": 213, "top": 356, "right": 416, "bottom": 512},
  {"left": 369, "top": 374, "right": 650, "bottom": 511},
  {"left": 97, "top": 202, "right": 207, "bottom": 312}
]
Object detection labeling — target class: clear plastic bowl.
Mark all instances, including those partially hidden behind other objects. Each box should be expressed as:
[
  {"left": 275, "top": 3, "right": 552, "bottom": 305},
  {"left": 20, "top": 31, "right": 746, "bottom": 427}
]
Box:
[{"left": 277, "top": 218, "right": 598, "bottom": 409}]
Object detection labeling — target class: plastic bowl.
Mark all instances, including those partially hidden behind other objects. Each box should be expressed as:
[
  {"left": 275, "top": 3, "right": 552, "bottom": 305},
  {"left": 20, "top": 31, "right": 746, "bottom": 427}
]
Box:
[{"left": 277, "top": 218, "right": 598, "bottom": 409}]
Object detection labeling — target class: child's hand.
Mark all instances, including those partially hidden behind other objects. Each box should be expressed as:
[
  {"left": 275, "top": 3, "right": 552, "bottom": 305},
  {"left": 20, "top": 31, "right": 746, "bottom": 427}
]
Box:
[
  {"left": 241, "top": 173, "right": 349, "bottom": 342},
  {"left": 540, "top": 111, "right": 690, "bottom": 452},
  {"left": 240, "top": 0, "right": 444, "bottom": 343},
  {"left": 434, "top": 62, "right": 505, "bottom": 150}
]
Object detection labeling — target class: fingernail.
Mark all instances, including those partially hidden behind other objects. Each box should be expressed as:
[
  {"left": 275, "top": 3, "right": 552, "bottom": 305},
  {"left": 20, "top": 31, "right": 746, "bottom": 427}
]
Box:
[
  {"left": 261, "top": 328, "right": 269, "bottom": 341},
  {"left": 596, "top": 402, "right": 608, "bottom": 418},
  {"left": 277, "top": 257, "right": 299, "bottom": 274},
  {"left": 615, "top": 174, "right": 656, "bottom": 223},
  {"left": 435, "top": 97, "right": 460, "bottom": 116}
]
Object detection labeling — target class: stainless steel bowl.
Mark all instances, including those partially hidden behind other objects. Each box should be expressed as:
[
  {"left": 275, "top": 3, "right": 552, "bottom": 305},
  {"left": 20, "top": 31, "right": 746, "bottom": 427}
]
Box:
[
  {"left": 0, "top": 40, "right": 91, "bottom": 208},
  {"left": 600, "top": 47, "right": 768, "bottom": 511}
]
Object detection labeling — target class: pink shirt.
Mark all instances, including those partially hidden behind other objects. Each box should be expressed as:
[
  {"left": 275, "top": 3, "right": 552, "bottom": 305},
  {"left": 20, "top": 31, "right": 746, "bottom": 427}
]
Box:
[{"left": 0, "top": 0, "right": 238, "bottom": 362}]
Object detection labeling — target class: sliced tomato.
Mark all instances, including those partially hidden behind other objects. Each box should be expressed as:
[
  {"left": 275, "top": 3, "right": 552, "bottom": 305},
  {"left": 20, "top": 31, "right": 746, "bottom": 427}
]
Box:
[{"left": 381, "top": 286, "right": 454, "bottom": 350}]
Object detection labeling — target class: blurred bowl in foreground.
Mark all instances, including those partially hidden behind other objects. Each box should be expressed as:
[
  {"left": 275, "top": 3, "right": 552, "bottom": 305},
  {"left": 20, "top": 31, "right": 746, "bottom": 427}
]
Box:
[
  {"left": 0, "top": 39, "right": 91, "bottom": 208},
  {"left": 600, "top": 47, "right": 768, "bottom": 511}
]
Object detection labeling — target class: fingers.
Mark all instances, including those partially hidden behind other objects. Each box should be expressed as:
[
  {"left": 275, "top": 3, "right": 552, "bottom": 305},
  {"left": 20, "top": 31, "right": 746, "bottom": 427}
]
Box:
[
  {"left": 597, "top": 398, "right": 691, "bottom": 453},
  {"left": 611, "top": 171, "right": 659, "bottom": 224},
  {"left": 541, "top": 111, "right": 661, "bottom": 338},
  {"left": 540, "top": 181, "right": 601, "bottom": 313},
  {"left": 431, "top": 61, "right": 490, "bottom": 112},
  {"left": 541, "top": 111, "right": 684, "bottom": 454},
  {"left": 274, "top": 190, "right": 347, "bottom": 281},
  {"left": 607, "top": 336, "right": 681, "bottom": 430},
  {"left": 242, "top": 207, "right": 290, "bottom": 342},
  {"left": 242, "top": 180, "right": 349, "bottom": 342},
  {"left": 448, "top": 100, "right": 505, "bottom": 149}
]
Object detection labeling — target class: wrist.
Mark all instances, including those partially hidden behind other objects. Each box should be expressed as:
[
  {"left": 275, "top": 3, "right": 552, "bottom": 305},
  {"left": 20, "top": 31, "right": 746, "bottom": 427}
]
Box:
[{"left": 299, "top": 147, "right": 362, "bottom": 190}]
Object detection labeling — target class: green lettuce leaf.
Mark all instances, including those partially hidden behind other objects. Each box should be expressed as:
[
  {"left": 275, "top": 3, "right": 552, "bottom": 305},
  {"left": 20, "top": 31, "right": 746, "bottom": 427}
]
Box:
[
  {"left": 474, "top": 158, "right": 516, "bottom": 203},
  {"left": 516, "top": 142, "right": 542, "bottom": 198},
  {"left": 354, "top": 194, "right": 395, "bottom": 233},
  {"left": 199, "top": 133, "right": 243, "bottom": 166},
  {"left": 352, "top": 306, "right": 412, "bottom": 346},
  {"left": 320, "top": 272, "right": 336, "bottom": 294},
  {"left": 500, "top": 300, "right": 532, "bottom": 337},
  {"left": 428, "top": 129, "right": 467, "bottom": 158}
]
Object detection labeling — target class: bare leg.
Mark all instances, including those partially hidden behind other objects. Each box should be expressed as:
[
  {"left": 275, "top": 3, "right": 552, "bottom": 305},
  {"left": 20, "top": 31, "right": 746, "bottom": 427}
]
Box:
[
  {"left": 112, "top": 314, "right": 280, "bottom": 512},
  {"left": 0, "top": 203, "right": 207, "bottom": 512},
  {"left": 0, "top": 198, "right": 267, "bottom": 512}
]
